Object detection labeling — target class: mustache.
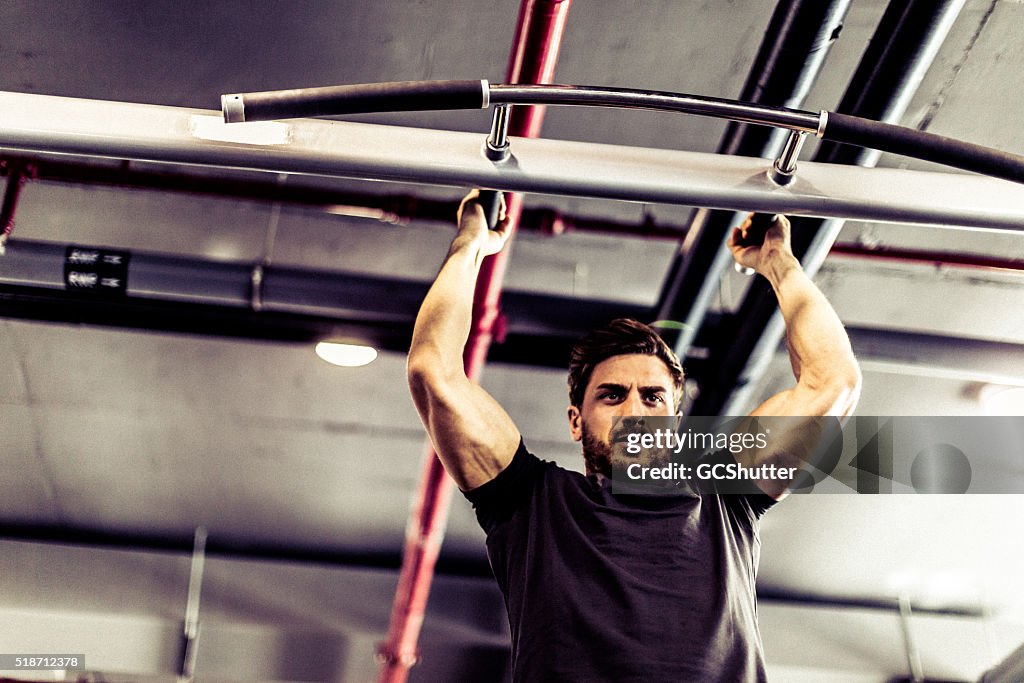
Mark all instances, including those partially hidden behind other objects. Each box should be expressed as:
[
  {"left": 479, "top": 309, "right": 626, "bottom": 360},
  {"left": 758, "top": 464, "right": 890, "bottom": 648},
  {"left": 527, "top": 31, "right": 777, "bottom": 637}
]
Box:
[
  {"left": 609, "top": 417, "right": 682, "bottom": 444},
  {"left": 610, "top": 420, "right": 652, "bottom": 443}
]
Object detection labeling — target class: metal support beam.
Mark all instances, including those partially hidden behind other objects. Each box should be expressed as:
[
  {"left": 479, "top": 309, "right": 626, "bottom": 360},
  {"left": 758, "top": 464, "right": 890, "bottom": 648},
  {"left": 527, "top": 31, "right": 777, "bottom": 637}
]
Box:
[
  {"left": 848, "top": 327, "right": 1024, "bottom": 387},
  {"left": 1, "top": 91, "right": 1023, "bottom": 231}
]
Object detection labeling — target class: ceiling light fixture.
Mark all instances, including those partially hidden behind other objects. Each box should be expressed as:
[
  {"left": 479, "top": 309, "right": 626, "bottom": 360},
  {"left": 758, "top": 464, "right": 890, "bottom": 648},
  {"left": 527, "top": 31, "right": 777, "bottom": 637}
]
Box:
[
  {"left": 315, "top": 341, "right": 378, "bottom": 368},
  {"left": 980, "top": 384, "right": 1024, "bottom": 415}
]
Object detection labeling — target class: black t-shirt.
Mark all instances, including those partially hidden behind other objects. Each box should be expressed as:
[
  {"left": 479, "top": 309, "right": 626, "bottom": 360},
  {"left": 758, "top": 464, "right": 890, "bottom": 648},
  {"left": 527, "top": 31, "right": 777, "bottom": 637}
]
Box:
[{"left": 464, "top": 440, "right": 776, "bottom": 683}]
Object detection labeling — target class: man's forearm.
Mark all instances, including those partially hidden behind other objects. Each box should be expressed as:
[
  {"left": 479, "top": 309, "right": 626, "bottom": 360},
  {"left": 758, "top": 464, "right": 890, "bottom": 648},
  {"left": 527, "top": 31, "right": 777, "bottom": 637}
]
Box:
[
  {"left": 408, "top": 240, "right": 485, "bottom": 381},
  {"left": 405, "top": 195, "right": 520, "bottom": 490},
  {"left": 732, "top": 216, "right": 859, "bottom": 492},
  {"left": 764, "top": 254, "right": 861, "bottom": 408}
]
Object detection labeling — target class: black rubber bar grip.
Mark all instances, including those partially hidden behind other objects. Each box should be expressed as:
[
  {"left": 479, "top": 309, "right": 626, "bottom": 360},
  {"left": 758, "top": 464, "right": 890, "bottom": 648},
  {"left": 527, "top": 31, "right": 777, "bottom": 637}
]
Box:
[
  {"left": 735, "top": 212, "right": 776, "bottom": 248},
  {"left": 222, "top": 80, "right": 489, "bottom": 123},
  {"left": 824, "top": 112, "right": 1024, "bottom": 185},
  {"left": 476, "top": 190, "right": 503, "bottom": 230}
]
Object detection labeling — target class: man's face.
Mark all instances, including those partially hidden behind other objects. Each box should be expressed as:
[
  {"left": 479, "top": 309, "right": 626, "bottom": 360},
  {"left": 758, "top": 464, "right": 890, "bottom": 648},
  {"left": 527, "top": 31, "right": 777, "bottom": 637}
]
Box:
[{"left": 567, "top": 353, "right": 678, "bottom": 477}]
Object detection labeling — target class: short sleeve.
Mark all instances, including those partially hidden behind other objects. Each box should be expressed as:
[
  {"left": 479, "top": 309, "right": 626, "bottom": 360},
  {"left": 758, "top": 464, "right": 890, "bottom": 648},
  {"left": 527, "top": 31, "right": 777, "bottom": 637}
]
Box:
[
  {"left": 697, "top": 448, "right": 777, "bottom": 518},
  {"left": 462, "top": 439, "right": 543, "bottom": 534}
]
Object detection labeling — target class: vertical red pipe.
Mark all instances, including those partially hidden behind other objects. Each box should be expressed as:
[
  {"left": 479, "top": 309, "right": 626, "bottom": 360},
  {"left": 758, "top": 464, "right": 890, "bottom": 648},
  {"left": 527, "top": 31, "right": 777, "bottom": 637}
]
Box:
[
  {"left": 466, "top": 0, "right": 571, "bottom": 373},
  {"left": 376, "top": 2, "right": 571, "bottom": 681},
  {"left": 0, "top": 161, "right": 35, "bottom": 254}
]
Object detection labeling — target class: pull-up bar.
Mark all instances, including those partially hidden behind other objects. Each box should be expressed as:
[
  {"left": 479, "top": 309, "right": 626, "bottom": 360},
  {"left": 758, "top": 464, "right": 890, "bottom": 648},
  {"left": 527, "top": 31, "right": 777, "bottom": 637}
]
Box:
[
  {"left": 1, "top": 90, "right": 1022, "bottom": 231},
  {"left": 221, "top": 79, "right": 1024, "bottom": 186}
]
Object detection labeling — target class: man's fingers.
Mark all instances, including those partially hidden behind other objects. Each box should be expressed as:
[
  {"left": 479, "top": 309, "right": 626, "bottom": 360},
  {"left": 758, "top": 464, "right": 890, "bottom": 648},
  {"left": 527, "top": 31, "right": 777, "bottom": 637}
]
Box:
[
  {"left": 457, "top": 192, "right": 488, "bottom": 228},
  {"left": 459, "top": 189, "right": 511, "bottom": 230},
  {"left": 727, "top": 226, "right": 745, "bottom": 250}
]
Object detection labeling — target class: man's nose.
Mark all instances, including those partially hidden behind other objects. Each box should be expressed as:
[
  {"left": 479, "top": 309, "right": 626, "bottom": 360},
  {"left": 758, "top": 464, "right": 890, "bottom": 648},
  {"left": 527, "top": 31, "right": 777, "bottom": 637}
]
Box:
[{"left": 622, "top": 393, "right": 646, "bottom": 421}]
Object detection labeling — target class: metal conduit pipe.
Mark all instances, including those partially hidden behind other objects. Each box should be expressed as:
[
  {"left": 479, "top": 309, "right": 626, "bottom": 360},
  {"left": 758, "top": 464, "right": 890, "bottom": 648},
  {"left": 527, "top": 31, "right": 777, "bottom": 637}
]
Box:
[
  {"left": 0, "top": 523, "right": 991, "bottom": 618},
  {"left": 1, "top": 237, "right": 1017, "bottom": 350},
  {"left": 691, "top": 0, "right": 969, "bottom": 416},
  {"left": 827, "top": 243, "right": 1024, "bottom": 272},
  {"left": 654, "top": 0, "right": 852, "bottom": 358},
  {"left": 0, "top": 240, "right": 650, "bottom": 374},
  {"left": 376, "top": 2, "right": 571, "bottom": 681}
]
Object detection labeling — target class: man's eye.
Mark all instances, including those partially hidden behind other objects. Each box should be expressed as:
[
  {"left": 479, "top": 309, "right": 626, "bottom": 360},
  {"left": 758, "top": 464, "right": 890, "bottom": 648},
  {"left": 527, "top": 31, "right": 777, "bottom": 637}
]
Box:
[
  {"left": 601, "top": 392, "right": 621, "bottom": 401},
  {"left": 646, "top": 394, "right": 664, "bottom": 403}
]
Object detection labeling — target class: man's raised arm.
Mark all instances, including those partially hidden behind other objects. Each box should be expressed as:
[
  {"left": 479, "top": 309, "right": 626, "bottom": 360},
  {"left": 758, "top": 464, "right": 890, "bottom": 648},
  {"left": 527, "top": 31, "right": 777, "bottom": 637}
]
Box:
[
  {"left": 727, "top": 213, "right": 862, "bottom": 498},
  {"left": 406, "top": 191, "right": 521, "bottom": 491}
]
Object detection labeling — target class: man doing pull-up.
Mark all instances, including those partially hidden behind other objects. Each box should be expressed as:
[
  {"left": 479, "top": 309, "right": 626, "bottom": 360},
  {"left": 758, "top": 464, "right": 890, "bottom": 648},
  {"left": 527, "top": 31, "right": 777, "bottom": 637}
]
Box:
[{"left": 407, "top": 192, "right": 861, "bottom": 682}]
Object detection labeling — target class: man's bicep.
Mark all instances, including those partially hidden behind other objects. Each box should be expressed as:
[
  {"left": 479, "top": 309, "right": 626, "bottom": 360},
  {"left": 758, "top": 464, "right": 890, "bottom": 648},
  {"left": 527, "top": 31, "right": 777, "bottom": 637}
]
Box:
[
  {"left": 410, "top": 375, "right": 521, "bottom": 491},
  {"left": 750, "top": 381, "right": 856, "bottom": 419}
]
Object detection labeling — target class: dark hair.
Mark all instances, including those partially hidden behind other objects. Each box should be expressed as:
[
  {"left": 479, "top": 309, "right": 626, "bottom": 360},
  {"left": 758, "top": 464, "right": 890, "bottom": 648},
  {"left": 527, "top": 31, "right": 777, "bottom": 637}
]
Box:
[{"left": 568, "top": 318, "right": 684, "bottom": 410}]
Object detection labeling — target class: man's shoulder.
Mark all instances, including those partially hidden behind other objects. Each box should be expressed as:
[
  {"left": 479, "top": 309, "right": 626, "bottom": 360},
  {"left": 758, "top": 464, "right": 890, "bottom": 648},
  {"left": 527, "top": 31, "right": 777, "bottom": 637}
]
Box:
[{"left": 462, "top": 440, "right": 584, "bottom": 504}]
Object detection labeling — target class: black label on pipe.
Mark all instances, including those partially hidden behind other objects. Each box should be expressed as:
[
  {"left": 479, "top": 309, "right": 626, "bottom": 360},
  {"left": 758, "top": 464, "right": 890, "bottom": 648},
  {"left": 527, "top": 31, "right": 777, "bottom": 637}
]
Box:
[{"left": 64, "top": 246, "right": 130, "bottom": 296}]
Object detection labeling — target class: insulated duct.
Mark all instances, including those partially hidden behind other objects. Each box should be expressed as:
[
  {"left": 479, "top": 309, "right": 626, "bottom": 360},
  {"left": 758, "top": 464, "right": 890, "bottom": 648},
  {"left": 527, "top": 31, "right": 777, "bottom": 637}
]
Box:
[
  {"left": 656, "top": 0, "right": 852, "bottom": 358},
  {"left": 691, "top": 0, "right": 969, "bottom": 416}
]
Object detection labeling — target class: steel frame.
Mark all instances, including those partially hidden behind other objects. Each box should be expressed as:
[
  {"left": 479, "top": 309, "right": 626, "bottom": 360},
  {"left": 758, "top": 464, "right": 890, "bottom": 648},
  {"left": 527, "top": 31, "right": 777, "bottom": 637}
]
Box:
[{"left": 2, "top": 90, "right": 1023, "bottom": 232}]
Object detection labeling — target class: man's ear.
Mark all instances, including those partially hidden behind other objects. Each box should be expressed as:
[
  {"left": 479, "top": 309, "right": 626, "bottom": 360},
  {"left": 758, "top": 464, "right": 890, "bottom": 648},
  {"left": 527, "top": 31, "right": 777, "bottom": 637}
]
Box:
[{"left": 567, "top": 405, "right": 582, "bottom": 442}]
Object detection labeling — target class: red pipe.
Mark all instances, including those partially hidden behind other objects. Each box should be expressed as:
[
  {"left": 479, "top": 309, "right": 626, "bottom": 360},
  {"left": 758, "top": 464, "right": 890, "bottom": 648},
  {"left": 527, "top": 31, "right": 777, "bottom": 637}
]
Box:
[
  {"left": 0, "top": 154, "right": 689, "bottom": 240},
  {"left": 0, "top": 160, "right": 36, "bottom": 254},
  {"left": 13, "top": 159, "right": 1022, "bottom": 270},
  {"left": 828, "top": 242, "right": 1024, "bottom": 273},
  {"left": 468, "top": 0, "right": 572, "bottom": 371},
  {"left": 376, "top": 2, "right": 572, "bottom": 681}
]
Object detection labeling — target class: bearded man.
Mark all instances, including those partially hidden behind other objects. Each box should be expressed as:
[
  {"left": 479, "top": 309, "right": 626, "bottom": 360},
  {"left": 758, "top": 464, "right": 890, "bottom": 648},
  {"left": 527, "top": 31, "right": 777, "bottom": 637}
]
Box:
[{"left": 407, "top": 192, "right": 861, "bottom": 682}]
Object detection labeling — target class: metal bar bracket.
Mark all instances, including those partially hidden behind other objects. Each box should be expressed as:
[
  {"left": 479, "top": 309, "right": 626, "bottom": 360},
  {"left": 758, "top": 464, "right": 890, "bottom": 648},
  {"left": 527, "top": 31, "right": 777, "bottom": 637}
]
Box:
[
  {"left": 179, "top": 526, "right": 207, "bottom": 682},
  {"left": 769, "top": 130, "right": 807, "bottom": 186},
  {"left": 484, "top": 104, "right": 512, "bottom": 162}
]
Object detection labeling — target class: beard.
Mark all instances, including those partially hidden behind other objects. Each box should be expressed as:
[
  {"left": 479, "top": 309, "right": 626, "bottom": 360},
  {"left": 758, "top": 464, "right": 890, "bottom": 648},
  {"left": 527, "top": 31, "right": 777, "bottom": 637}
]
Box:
[
  {"left": 581, "top": 421, "right": 614, "bottom": 477},
  {"left": 577, "top": 417, "right": 679, "bottom": 485},
  {"left": 581, "top": 418, "right": 674, "bottom": 480}
]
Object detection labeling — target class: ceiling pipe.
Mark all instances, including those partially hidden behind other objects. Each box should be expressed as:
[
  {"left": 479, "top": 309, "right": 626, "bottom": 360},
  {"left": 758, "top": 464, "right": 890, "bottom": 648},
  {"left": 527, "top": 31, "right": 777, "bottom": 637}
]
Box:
[
  {"left": 0, "top": 160, "right": 35, "bottom": 255},
  {"left": 0, "top": 154, "right": 689, "bottom": 240},
  {"left": 979, "top": 641, "right": 1024, "bottom": 683},
  {"left": 654, "top": 0, "right": 852, "bottom": 357},
  {"left": 0, "top": 238, "right": 648, "bottom": 349},
  {"left": 0, "top": 236, "right": 1018, "bottom": 368},
  {"left": 692, "top": 0, "right": 968, "bottom": 416},
  {"left": 13, "top": 158, "right": 1024, "bottom": 257},
  {"left": 827, "top": 243, "right": 1024, "bottom": 273},
  {"left": 376, "top": 2, "right": 571, "bottom": 681},
  {"left": 0, "top": 526, "right": 988, "bottom": 618}
]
